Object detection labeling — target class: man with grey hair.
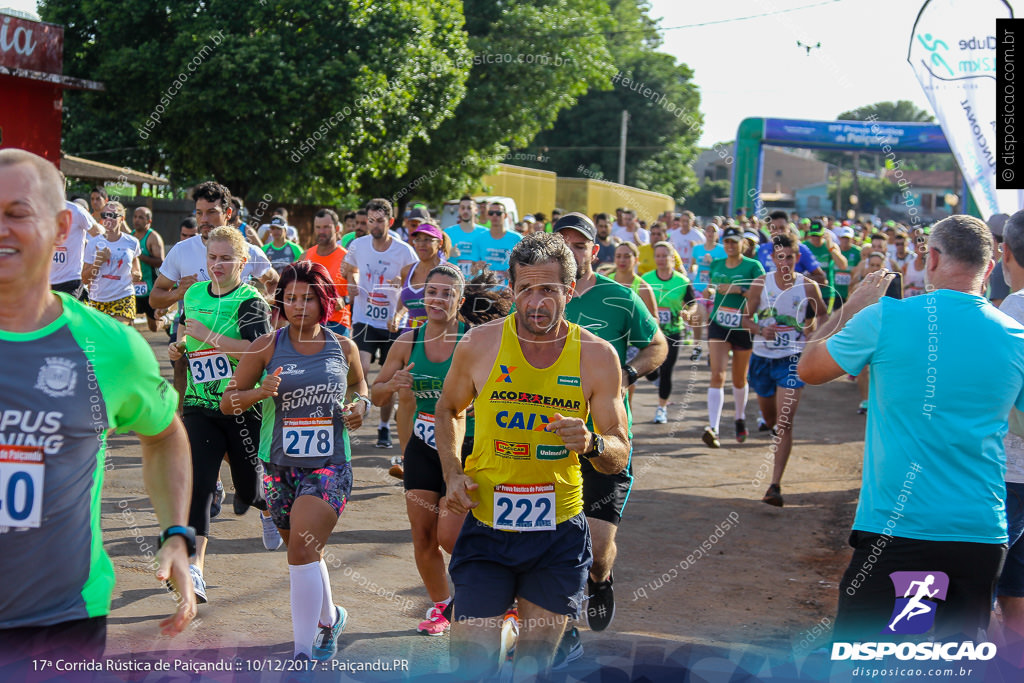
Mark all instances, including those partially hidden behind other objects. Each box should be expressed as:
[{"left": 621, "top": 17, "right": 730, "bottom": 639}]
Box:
[
  {"left": 0, "top": 149, "right": 196, "bottom": 666},
  {"left": 799, "top": 214, "right": 1024, "bottom": 643},
  {"left": 436, "top": 232, "right": 630, "bottom": 678},
  {"left": 995, "top": 210, "right": 1024, "bottom": 639}
]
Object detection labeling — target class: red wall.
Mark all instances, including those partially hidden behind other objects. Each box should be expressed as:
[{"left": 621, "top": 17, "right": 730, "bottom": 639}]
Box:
[{"left": 0, "top": 14, "right": 65, "bottom": 162}]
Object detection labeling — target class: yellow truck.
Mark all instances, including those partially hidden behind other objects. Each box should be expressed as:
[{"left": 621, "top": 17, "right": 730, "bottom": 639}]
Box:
[{"left": 476, "top": 163, "right": 674, "bottom": 224}]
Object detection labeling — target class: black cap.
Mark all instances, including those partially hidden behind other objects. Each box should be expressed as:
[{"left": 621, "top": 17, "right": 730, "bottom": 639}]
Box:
[
  {"left": 407, "top": 207, "right": 431, "bottom": 221},
  {"left": 552, "top": 212, "right": 597, "bottom": 242},
  {"left": 270, "top": 216, "right": 285, "bottom": 226},
  {"left": 722, "top": 226, "right": 742, "bottom": 241}
]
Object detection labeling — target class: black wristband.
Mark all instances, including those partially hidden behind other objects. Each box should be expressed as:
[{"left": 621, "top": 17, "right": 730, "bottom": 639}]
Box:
[
  {"left": 159, "top": 525, "right": 197, "bottom": 556},
  {"left": 622, "top": 364, "right": 639, "bottom": 386}
]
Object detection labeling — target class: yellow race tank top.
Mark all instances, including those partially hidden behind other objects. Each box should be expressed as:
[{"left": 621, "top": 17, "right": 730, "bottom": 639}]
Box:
[{"left": 467, "top": 315, "right": 589, "bottom": 530}]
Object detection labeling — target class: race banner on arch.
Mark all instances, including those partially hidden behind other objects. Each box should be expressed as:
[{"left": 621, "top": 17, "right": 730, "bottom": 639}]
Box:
[{"left": 908, "top": 0, "right": 1024, "bottom": 218}]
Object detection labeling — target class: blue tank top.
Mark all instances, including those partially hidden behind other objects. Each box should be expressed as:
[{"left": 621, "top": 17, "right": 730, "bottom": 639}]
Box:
[{"left": 259, "top": 327, "right": 351, "bottom": 468}]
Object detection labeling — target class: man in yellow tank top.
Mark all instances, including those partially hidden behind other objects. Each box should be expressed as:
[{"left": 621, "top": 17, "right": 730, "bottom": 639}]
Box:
[{"left": 436, "top": 233, "right": 630, "bottom": 679}]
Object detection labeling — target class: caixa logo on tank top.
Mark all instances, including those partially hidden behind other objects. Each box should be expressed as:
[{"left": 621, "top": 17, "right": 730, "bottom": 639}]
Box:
[{"left": 34, "top": 357, "right": 77, "bottom": 398}]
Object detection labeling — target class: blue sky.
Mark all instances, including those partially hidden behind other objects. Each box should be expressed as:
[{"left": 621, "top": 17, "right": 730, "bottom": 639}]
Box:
[{"left": 646, "top": 0, "right": 948, "bottom": 145}]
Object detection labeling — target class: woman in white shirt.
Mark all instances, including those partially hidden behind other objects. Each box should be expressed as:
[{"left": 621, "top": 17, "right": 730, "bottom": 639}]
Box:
[{"left": 81, "top": 201, "right": 142, "bottom": 324}]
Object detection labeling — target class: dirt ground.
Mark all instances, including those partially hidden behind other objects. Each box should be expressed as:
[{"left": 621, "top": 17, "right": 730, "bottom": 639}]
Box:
[{"left": 92, "top": 331, "right": 872, "bottom": 681}]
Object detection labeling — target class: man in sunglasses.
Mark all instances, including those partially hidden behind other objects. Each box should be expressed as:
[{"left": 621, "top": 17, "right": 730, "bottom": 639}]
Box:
[{"left": 476, "top": 202, "right": 523, "bottom": 284}]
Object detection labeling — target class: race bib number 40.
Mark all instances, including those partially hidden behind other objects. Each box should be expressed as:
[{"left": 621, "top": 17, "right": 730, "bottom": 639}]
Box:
[
  {"left": 714, "top": 306, "right": 742, "bottom": 328},
  {"left": 283, "top": 417, "right": 334, "bottom": 457},
  {"left": 493, "top": 483, "right": 555, "bottom": 532},
  {"left": 414, "top": 412, "right": 436, "bottom": 449},
  {"left": 188, "top": 348, "right": 232, "bottom": 384},
  {"left": 0, "top": 446, "right": 44, "bottom": 528}
]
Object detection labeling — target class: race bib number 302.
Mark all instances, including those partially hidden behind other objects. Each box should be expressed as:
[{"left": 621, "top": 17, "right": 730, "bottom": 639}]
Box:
[
  {"left": 714, "top": 306, "right": 742, "bottom": 328},
  {"left": 188, "top": 348, "right": 232, "bottom": 384},
  {"left": 283, "top": 417, "right": 334, "bottom": 457},
  {"left": 493, "top": 483, "right": 556, "bottom": 532},
  {"left": 0, "top": 446, "right": 44, "bottom": 528}
]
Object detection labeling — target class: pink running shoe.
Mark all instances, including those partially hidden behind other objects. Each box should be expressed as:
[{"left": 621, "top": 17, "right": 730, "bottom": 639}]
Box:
[{"left": 417, "top": 602, "right": 451, "bottom": 636}]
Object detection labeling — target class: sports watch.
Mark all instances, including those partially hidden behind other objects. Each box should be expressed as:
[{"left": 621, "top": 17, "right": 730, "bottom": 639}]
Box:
[
  {"left": 159, "top": 525, "right": 197, "bottom": 556},
  {"left": 581, "top": 432, "right": 605, "bottom": 460}
]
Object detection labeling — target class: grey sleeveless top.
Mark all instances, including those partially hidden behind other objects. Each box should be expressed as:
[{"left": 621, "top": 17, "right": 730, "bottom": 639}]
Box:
[{"left": 261, "top": 327, "right": 351, "bottom": 468}]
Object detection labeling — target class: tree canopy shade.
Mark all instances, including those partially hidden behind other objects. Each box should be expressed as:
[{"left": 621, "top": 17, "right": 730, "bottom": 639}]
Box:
[
  {"left": 359, "top": 0, "right": 618, "bottom": 210},
  {"left": 526, "top": 0, "right": 702, "bottom": 203},
  {"left": 42, "top": 0, "right": 472, "bottom": 202},
  {"left": 41, "top": 0, "right": 619, "bottom": 209}
]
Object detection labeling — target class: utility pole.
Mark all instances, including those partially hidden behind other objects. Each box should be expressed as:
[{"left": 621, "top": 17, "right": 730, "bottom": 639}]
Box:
[{"left": 618, "top": 110, "right": 629, "bottom": 185}]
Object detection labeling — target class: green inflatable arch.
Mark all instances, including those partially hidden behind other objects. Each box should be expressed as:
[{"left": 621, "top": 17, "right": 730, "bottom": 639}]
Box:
[{"left": 728, "top": 117, "right": 978, "bottom": 219}]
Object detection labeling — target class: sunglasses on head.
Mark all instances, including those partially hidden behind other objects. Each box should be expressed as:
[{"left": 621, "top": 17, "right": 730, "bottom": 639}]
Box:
[{"left": 101, "top": 212, "right": 120, "bottom": 219}]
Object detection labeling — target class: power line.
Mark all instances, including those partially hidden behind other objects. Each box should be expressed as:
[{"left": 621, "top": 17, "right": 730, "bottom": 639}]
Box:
[{"left": 604, "top": 0, "right": 841, "bottom": 36}]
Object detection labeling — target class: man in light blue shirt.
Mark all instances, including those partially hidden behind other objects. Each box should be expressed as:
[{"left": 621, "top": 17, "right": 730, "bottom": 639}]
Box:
[
  {"left": 799, "top": 215, "right": 1024, "bottom": 643},
  {"left": 445, "top": 195, "right": 487, "bottom": 277},
  {"left": 476, "top": 202, "right": 522, "bottom": 283}
]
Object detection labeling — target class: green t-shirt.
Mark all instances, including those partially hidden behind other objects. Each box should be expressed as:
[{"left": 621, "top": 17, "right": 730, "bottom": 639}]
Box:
[
  {"left": 181, "top": 282, "right": 271, "bottom": 412},
  {"left": 834, "top": 247, "right": 862, "bottom": 301},
  {"left": 263, "top": 241, "right": 304, "bottom": 270},
  {"left": 709, "top": 256, "right": 764, "bottom": 329},
  {"left": 565, "top": 273, "right": 660, "bottom": 436},
  {"left": 341, "top": 232, "right": 358, "bottom": 248},
  {"left": 0, "top": 294, "right": 176, "bottom": 628},
  {"left": 806, "top": 241, "right": 836, "bottom": 300},
  {"left": 641, "top": 269, "right": 692, "bottom": 334}
]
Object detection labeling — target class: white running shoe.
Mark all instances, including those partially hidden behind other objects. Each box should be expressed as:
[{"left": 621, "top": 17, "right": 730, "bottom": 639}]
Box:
[
  {"left": 653, "top": 406, "right": 668, "bottom": 424},
  {"left": 261, "top": 513, "right": 283, "bottom": 550}
]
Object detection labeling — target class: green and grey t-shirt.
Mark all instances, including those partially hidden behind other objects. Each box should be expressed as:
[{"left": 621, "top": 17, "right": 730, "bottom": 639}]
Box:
[
  {"left": 181, "top": 282, "right": 271, "bottom": 413},
  {"left": 0, "top": 293, "right": 176, "bottom": 628}
]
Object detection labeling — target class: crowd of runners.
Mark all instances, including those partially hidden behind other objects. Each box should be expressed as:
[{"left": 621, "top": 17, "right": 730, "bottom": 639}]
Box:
[{"left": 6, "top": 146, "right": 1024, "bottom": 679}]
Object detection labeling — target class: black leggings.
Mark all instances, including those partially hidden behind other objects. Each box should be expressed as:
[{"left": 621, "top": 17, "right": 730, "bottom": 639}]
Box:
[
  {"left": 655, "top": 331, "right": 683, "bottom": 401},
  {"left": 183, "top": 410, "right": 267, "bottom": 537}
]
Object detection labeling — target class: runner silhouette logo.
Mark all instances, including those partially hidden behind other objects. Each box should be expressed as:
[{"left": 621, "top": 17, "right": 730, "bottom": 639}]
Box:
[{"left": 883, "top": 571, "right": 949, "bottom": 635}]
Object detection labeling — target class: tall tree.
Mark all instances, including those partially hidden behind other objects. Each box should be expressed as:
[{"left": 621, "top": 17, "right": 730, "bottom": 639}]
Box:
[
  {"left": 359, "top": 0, "right": 617, "bottom": 212},
  {"left": 41, "top": 0, "right": 471, "bottom": 202},
  {"left": 525, "top": 0, "right": 702, "bottom": 202}
]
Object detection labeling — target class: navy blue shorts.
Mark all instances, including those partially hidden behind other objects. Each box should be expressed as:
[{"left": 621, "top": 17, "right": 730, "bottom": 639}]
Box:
[
  {"left": 748, "top": 353, "right": 804, "bottom": 397},
  {"left": 998, "top": 481, "right": 1024, "bottom": 597},
  {"left": 449, "top": 512, "right": 592, "bottom": 620}
]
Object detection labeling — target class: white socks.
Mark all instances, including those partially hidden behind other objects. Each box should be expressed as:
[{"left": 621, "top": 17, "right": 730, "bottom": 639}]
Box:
[
  {"left": 707, "top": 387, "right": 724, "bottom": 432},
  {"left": 290, "top": 561, "right": 324, "bottom": 658},
  {"left": 318, "top": 559, "right": 336, "bottom": 627},
  {"left": 733, "top": 385, "right": 749, "bottom": 421}
]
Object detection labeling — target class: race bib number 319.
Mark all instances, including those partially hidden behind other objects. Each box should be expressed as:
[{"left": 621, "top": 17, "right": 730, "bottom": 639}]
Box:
[
  {"left": 188, "top": 348, "right": 232, "bottom": 384},
  {"left": 493, "top": 483, "right": 556, "bottom": 532},
  {"left": 0, "top": 446, "right": 44, "bottom": 528}
]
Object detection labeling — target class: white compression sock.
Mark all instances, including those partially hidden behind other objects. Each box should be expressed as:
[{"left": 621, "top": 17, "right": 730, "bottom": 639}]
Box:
[
  {"left": 734, "top": 384, "right": 749, "bottom": 421},
  {"left": 290, "top": 561, "right": 324, "bottom": 658},
  {"left": 707, "top": 387, "right": 724, "bottom": 432},
  {"left": 318, "top": 559, "right": 336, "bottom": 627}
]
